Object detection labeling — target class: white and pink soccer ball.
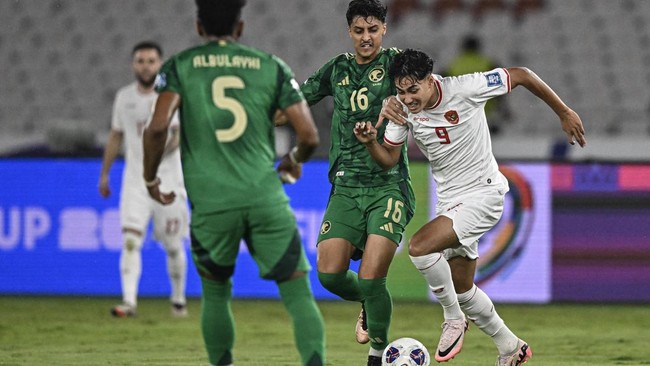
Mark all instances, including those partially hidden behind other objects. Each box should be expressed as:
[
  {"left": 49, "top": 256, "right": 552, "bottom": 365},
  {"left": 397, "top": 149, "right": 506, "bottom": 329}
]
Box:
[{"left": 382, "top": 337, "right": 430, "bottom": 366}]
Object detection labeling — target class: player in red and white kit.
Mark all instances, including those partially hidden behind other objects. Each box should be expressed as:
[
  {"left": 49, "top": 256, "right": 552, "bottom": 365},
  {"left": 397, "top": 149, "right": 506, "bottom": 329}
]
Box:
[
  {"left": 355, "top": 49, "right": 586, "bottom": 365},
  {"left": 99, "top": 41, "right": 188, "bottom": 318}
]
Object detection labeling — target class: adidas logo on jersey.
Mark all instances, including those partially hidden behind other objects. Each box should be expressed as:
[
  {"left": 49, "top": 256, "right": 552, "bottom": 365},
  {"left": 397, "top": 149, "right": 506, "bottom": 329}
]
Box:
[
  {"left": 379, "top": 223, "right": 394, "bottom": 233},
  {"left": 337, "top": 76, "right": 350, "bottom": 86}
]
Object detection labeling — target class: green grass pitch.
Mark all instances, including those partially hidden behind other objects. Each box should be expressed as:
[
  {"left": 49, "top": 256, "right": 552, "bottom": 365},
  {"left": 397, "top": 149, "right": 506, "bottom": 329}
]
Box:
[{"left": 0, "top": 296, "right": 648, "bottom": 365}]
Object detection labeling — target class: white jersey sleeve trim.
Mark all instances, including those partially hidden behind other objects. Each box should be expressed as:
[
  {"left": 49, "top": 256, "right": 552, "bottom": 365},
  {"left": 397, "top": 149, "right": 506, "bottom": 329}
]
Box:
[{"left": 383, "top": 136, "right": 404, "bottom": 146}]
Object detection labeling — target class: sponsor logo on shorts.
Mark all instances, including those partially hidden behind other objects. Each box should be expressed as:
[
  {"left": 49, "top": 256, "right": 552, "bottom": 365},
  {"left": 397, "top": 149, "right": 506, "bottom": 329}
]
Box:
[
  {"left": 446, "top": 202, "right": 463, "bottom": 212},
  {"left": 320, "top": 221, "right": 332, "bottom": 234},
  {"left": 379, "top": 222, "right": 394, "bottom": 233}
]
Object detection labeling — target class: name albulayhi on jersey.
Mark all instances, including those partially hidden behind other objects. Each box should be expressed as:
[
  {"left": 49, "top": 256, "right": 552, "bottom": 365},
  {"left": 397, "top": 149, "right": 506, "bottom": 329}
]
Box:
[{"left": 193, "top": 54, "right": 261, "bottom": 69}]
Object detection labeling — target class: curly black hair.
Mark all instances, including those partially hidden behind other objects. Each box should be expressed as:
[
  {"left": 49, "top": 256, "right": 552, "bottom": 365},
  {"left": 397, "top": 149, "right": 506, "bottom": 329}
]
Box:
[{"left": 195, "top": 0, "right": 246, "bottom": 37}]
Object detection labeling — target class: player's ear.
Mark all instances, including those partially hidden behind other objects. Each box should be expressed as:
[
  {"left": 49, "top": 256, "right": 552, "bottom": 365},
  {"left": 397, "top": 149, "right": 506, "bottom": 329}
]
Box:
[
  {"left": 382, "top": 23, "right": 387, "bottom": 36},
  {"left": 234, "top": 20, "right": 244, "bottom": 39},
  {"left": 196, "top": 20, "right": 206, "bottom": 37},
  {"left": 427, "top": 74, "right": 434, "bottom": 87}
]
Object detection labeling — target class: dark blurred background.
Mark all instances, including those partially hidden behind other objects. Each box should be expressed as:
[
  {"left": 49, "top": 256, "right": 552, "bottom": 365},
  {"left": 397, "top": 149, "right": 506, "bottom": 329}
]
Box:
[{"left": 1, "top": 0, "right": 649, "bottom": 161}]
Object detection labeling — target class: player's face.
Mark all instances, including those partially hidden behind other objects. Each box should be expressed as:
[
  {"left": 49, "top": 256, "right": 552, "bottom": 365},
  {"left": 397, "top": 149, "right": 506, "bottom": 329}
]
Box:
[
  {"left": 395, "top": 75, "right": 437, "bottom": 114},
  {"left": 348, "top": 16, "right": 386, "bottom": 64},
  {"left": 132, "top": 48, "right": 162, "bottom": 88}
]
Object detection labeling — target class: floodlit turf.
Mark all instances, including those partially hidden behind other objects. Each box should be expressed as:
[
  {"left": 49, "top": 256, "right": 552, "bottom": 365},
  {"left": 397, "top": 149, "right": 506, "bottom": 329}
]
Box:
[{"left": 0, "top": 296, "right": 648, "bottom": 365}]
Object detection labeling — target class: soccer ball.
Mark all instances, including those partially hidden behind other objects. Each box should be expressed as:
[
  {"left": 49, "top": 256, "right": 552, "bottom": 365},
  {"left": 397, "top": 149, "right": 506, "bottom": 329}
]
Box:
[{"left": 382, "top": 337, "right": 430, "bottom": 366}]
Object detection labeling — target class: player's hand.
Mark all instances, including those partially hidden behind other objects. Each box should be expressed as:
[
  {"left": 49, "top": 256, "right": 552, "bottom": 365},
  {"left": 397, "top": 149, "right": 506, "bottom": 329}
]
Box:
[
  {"left": 274, "top": 109, "right": 289, "bottom": 127},
  {"left": 277, "top": 154, "right": 302, "bottom": 184},
  {"left": 377, "top": 96, "right": 408, "bottom": 128},
  {"left": 353, "top": 121, "right": 378, "bottom": 145},
  {"left": 146, "top": 179, "right": 176, "bottom": 205},
  {"left": 560, "top": 109, "right": 587, "bottom": 147},
  {"left": 98, "top": 175, "right": 111, "bottom": 198}
]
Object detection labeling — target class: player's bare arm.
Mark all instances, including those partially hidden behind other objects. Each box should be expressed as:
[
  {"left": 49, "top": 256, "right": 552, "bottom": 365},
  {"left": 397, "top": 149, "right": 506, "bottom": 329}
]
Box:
[
  {"left": 143, "top": 91, "right": 180, "bottom": 204},
  {"left": 508, "top": 67, "right": 587, "bottom": 147},
  {"left": 353, "top": 121, "right": 401, "bottom": 170},
  {"left": 98, "top": 130, "right": 124, "bottom": 198},
  {"left": 273, "top": 109, "right": 289, "bottom": 126},
  {"left": 276, "top": 100, "right": 319, "bottom": 184},
  {"left": 162, "top": 126, "right": 180, "bottom": 156},
  {"left": 377, "top": 95, "right": 408, "bottom": 127}
]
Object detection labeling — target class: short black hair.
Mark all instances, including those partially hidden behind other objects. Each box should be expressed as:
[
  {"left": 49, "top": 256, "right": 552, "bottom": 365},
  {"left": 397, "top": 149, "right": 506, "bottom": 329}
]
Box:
[
  {"left": 346, "top": 0, "right": 387, "bottom": 25},
  {"left": 388, "top": 49, "right": 435, "bottom": 83},
  {"left": 195, "top": 0, "right": 246, "bottom": 37},
  {"left": 132, "top": 41, "right": 162, "bottom": 57}
]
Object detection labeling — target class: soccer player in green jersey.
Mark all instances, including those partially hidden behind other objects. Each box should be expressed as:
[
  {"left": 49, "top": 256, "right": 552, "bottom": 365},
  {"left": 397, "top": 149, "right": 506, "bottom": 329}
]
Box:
[
  {"left": 300, "top": 1, "right": 415, "bottom": 364},
  {"left": 142, "top": 1, "right": 325, "bottom": 365}
]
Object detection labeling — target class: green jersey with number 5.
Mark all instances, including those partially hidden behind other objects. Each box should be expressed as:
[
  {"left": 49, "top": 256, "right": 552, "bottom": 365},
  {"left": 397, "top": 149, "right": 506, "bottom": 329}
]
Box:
[
  {"left": 301, "top": 47, "right": 411, "bottom": 187},
  {"left": 155, "top": 40, "right": 303, "bottom": 214}
]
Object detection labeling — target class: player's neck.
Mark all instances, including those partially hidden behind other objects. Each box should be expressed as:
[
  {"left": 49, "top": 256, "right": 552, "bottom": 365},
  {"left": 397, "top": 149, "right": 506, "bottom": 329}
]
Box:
[
  {"left": 424, "top": 89, "right": 439, "bottom": 110},
  {"left": 205, "top": 35, "right": 238, "bottom": 43},
  {"left": 136, "top": 83, "right": 155, "bottom": 94}
]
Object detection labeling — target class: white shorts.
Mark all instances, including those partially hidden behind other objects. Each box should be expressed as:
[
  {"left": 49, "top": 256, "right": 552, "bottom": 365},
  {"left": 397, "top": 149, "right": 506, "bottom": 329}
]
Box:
[
  {"left": 119, "top": 184, "right": 189, "bottom": 243},
  {"left": 438, "top": 185, "right": 507, "bottom": 260}
]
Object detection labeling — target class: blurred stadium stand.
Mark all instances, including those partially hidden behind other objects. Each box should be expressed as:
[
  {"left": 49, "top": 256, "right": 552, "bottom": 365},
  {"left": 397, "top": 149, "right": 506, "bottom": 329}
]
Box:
[{"left": 0, "top": 0, "right": 648, "bottom": 160}]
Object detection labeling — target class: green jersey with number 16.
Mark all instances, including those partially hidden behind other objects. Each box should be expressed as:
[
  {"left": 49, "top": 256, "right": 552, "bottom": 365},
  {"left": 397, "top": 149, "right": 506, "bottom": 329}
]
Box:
[
  {"left": 155, "top": 40, "right": 303, "bottom": 214},
  {"left": 301, "top": 47, "right": 411, "bottom": 187}
]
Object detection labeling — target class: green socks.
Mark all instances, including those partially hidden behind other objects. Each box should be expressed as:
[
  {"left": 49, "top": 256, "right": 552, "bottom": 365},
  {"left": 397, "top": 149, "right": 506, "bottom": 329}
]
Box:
[
  {"left": 278, "top": 275, "right": 326, "bottom": 366},
  {"left": 318, "top": 270, "right": 364, "bottom": 301},
  {"left": 359, "top": 277, "right": 392, "bottom": 351},
  {"left": 201, "top": 278, "right": 235, "bottom": 366}
]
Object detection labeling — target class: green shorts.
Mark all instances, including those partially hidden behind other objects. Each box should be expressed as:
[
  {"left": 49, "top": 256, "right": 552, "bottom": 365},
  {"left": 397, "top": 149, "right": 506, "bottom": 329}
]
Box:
[
  {"left": 317, "top": 182, "right": 415, "bottom": 258},
  {"left": 190, "top": 203, "right": 310, "bottom": 282}
]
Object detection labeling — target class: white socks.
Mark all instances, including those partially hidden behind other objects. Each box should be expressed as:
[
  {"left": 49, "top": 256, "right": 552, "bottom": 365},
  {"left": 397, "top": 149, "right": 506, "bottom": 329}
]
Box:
[
  {"left": 163, "top": 239, "right": 188, "bottom": 305},
  {"left": 120, "top": 232, "right": 187, "bottom": 307},
  {"left": 120, "top": 231, "right": 143, "bottom": 306},
  {"left": 410, "top": 252, "right": 464, "bottom": 320},
  {"left": 457, "top": 284, "right": 519, "bottom": 355}
]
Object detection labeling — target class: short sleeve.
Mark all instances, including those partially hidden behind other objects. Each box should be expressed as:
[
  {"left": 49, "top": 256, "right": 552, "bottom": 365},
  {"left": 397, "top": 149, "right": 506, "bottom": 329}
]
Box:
[
  {"left": 110, "top": 89, "right": 124, "bottom": 131},
  {"left": 154, "top": 57, "right": 181, "bottom": 95},
  {"left": 273, "top": 55, "right": 305, "bottom": 110},
  {"left": 301, "top": 57, "right": 336, "bottom": 106},
  {"left": 458, "top": 68, "right": 511, "bottom": 104},
  {"left": 383, "top": 120, "right": 409, "bottom": 147}
]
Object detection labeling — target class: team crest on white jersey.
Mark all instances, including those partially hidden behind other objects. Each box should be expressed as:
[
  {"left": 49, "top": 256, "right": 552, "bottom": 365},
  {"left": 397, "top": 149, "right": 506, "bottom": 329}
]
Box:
[
  {"left": 444, "top": 110, "right": 459, "bottom": 124},
  {"left": 485, "top": 72, "right": 502, "bottom": 87}
]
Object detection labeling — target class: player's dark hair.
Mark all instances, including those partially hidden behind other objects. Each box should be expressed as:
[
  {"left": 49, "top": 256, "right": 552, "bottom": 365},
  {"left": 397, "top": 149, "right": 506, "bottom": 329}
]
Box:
[
  {"left": 195, "top": 0, "right": 246, "bottom": 37},
  {"left": 388, "top": 49, "right": 435, "bottom": 83},
  {"left": 132, "top": 41, "right": 162, "bottom": 57},
  {"left": 462, "top": 34, "right": 481, "bottom": 52},
  {"left": 346, "top": 0, "right": 387, "bottom": 25}
]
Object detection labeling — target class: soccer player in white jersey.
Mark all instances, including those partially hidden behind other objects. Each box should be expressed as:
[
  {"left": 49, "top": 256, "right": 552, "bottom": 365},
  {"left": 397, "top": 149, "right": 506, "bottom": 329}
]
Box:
[
  {"left": 354, "top": 49, "right": 586, "bottom": 365},
  {"left": 98, "top": 41, "right": 189, "bottom": 318}
]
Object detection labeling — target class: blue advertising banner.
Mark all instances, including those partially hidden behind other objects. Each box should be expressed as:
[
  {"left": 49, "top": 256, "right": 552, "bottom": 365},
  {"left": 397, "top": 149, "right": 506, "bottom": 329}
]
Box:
[{"left": 0, "top": 159, "right": 340, "bottom": 299}]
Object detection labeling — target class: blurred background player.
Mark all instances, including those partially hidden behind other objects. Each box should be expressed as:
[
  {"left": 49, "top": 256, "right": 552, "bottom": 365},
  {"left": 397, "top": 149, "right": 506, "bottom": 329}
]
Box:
[
  {"left": 443, "top": 34, "right": 512, "bottom": 135},
  {"left": 142, "top": 0, "right": 325, "bottom": 365},
  {"left": 98, "top": 41, "right": 189, "bottom": 318},
  {"left": 298, "top": 1, "right": 415, "bottom": 365},
  {"left": 355, "top": 48, "right": 586, "bottom": 365}
]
